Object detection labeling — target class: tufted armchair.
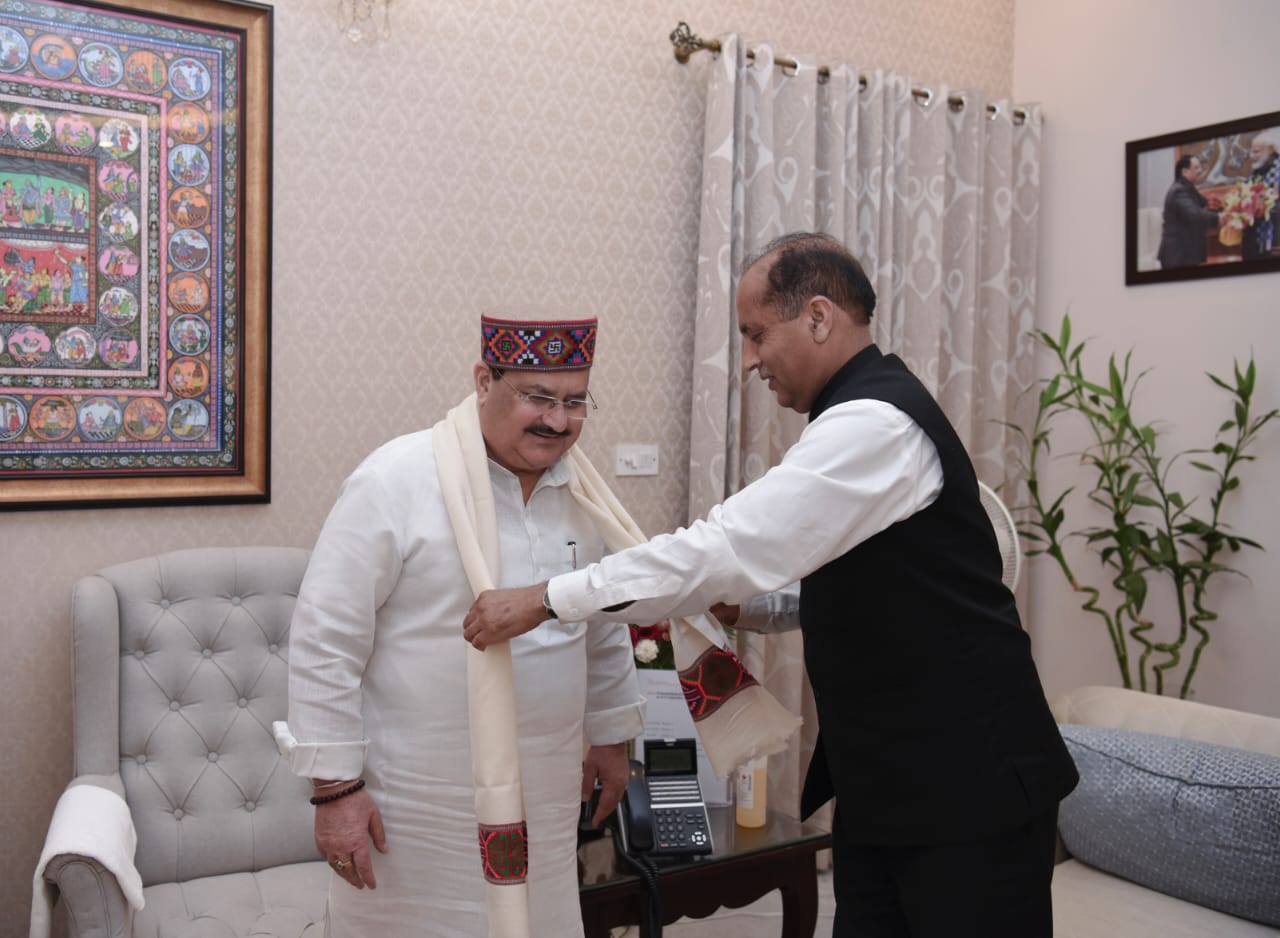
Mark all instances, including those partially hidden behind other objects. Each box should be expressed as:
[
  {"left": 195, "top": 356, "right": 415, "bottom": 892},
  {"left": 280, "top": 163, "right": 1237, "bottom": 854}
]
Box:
[{"left": 33, "top": 547, "right": 330, "bottom": 938}]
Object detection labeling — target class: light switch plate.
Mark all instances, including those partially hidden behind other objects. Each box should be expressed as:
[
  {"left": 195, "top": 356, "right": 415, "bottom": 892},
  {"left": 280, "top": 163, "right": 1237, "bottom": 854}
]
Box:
[{"left": 615, "top": 444, "right": 659, "bottom": 476}]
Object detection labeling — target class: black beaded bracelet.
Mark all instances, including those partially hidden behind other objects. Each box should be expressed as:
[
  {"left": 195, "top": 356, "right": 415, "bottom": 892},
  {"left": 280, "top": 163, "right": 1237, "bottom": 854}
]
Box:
[{"left": 309, "top": 778, "right": 365, "bottom": 805}]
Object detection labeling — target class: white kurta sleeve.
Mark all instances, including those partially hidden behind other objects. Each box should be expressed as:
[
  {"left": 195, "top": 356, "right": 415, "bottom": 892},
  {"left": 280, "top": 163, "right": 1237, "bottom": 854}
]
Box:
[
  {"left": 548, "top": 400, "right": 943, "bottom": 626},
  {"left": 581, "top": 621, "right": 645, "bottom": 745},
  {"left": 281, "top": 461, "right": 407, "bottom": 780}
]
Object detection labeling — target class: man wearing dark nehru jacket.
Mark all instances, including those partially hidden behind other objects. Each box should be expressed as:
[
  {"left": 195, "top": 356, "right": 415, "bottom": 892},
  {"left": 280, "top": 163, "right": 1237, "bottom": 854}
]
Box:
[{"left": 465, "top": 232, "right": 1079, "bottom": 938}]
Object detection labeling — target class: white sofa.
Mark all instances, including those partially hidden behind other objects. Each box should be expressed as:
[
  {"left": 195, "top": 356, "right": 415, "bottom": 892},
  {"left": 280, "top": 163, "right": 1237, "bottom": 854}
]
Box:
[{"left": 1050, "top": 685, "right": 1280, "bottom": 937}]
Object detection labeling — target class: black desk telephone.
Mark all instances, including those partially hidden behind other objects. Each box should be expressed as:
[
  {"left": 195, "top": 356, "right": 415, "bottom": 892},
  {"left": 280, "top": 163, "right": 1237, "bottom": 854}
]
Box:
[
  {"left": 577, "top": 739, "right": 711, "bottom": 936},
  {"left": 616, "top": 738, "right": 713, "bottom": 859}
]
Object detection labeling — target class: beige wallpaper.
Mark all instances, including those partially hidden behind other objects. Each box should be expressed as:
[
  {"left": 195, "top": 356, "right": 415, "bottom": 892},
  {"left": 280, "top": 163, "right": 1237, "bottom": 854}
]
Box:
[{"left": 0, "top": 0, "right": 1015, "bottom": 928}]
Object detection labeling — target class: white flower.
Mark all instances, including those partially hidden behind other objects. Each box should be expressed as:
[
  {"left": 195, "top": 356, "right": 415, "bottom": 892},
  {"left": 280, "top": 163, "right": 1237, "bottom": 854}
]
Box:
[{"left": 634, "top": 639, "right": 659, "bottom": 664}]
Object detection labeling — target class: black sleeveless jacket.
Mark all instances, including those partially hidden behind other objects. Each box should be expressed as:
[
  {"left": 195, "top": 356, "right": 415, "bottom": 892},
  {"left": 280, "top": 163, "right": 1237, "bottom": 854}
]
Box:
[{"left": 798, "top": 345, "right": 1077, "bottom": 843}]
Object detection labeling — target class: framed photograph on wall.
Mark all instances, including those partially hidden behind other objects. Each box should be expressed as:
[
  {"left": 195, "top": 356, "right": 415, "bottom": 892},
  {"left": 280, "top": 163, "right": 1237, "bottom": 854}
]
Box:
[
  {"left": 1126, "top": 110, "right": 1280, "bottom": 285},
  {"left": 0, "top": 0, "right": 271, "bottom": 510}
]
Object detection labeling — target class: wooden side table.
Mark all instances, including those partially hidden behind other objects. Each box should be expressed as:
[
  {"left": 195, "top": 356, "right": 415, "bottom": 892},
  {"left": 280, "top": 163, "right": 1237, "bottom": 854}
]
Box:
[{"left": 579, "top": 806, "right": 832, "bottom": 938}]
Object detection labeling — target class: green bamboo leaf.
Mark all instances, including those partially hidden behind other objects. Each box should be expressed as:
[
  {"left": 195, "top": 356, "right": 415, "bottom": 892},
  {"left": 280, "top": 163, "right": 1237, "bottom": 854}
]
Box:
[
  {"left": 1120, "top": 573, "right": 1148, "bottom": 611},
  {"left": 1076, "top": 376, "right": 1112, "bottom": 396},
  {"left": 1206, "top": 372, "right": 1232, "bottom": 392},
  {"left": 1184, "top": 559, "right": 1232, "bottom": 575},
  {"left": 1217, "top": 421, "right": 1235, "bottom": 433},
  {"left": 1048, "top": 490, "right": 1073, "bottom": 512},
  {"left": 1108, "top": 358, "right": 1124, "bottom": 399},
  {"left": 1116, "top": 527, "right": 1141, "bottom": 550}
]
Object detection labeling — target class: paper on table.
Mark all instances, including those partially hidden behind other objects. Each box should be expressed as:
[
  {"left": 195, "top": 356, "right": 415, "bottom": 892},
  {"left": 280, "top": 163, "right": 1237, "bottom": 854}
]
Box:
[{"left": 634, "top": 669, "right": 732, "bottom": 806}]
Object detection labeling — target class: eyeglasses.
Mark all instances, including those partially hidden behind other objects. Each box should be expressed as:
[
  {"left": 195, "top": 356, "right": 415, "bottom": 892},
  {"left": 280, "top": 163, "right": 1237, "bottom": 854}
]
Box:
[{"left": 496, "top": 371, "right": 597, "bottom": 421}]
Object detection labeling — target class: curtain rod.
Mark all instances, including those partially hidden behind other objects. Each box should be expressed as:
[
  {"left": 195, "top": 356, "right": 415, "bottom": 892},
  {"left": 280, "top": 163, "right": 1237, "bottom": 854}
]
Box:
[{"left": 668, "top": 22, "right": 1028, "bottom": 125}]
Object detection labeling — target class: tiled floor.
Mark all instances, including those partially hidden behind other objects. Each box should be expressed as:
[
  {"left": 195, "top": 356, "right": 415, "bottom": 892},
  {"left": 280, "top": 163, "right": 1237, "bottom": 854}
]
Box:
[{"left": 609, "top": 869, "right": 836, "bottom": 937}]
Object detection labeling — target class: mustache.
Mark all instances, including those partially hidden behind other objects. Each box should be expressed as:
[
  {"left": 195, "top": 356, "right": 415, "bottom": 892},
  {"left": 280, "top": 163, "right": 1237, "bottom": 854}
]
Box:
[{"left": 526, "top": 424, "right": 571, "bottom": 438}]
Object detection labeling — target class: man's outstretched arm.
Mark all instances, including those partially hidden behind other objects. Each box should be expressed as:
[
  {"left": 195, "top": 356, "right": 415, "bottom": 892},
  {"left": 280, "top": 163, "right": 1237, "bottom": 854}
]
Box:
[{"left": 464, "top": 402, "right": 942, "bottom": 649}]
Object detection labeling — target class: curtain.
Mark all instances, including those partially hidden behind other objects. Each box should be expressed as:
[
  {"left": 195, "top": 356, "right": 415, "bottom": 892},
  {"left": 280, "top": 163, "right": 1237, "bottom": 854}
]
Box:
[{"left": 687, "top": 35, "right": 1042, "bottom": 826}]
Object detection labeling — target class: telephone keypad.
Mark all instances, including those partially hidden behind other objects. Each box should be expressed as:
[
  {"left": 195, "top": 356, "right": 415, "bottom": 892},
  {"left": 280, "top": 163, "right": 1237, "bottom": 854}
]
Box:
[{"left": 652, "top": 805, "right": 712, "bottom": 854}]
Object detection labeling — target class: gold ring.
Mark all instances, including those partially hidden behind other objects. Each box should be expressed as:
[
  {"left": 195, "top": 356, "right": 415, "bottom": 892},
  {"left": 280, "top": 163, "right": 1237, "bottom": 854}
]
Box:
[{"left": 332, "top": 857, "right": 347, "bottom": 871}]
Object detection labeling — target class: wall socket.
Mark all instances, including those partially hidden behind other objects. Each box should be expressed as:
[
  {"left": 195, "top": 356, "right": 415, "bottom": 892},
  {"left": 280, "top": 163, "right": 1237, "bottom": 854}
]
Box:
[{"left": 615, "top": 443, "right": 659, "bottom": 476}]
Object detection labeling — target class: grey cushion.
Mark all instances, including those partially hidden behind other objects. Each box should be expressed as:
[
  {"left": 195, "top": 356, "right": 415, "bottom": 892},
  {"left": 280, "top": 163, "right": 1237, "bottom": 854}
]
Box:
[
  {"left": 1059, "top": 724, "right": 1280, "bottom": 926},
  {"left": 135, "top": 860, "right": 328, "bottom": 937}
]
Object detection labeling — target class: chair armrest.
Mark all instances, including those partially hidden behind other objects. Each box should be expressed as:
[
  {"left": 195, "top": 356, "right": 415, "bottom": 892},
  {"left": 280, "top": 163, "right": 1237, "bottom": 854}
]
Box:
[
  {"left": 67, "top": 773, "right": 125, "bottom": 799},
  {"left": 32, "top": 775, "right": 140, "bottom": 938},
  {"left": 41, "top": 854, "right": 133, "bottom": 938}
]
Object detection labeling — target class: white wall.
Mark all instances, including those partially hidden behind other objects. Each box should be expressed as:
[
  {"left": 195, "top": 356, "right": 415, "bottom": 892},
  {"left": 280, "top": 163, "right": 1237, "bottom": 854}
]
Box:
[{"left": 1014, "top": 0, "right": 1280, "bottom": 715}]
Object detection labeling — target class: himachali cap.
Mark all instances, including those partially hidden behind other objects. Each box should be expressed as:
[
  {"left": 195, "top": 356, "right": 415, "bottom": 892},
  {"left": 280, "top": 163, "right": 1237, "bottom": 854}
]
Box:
[{"left": 481, "top": 314, "right": 597, "bottom": 371}]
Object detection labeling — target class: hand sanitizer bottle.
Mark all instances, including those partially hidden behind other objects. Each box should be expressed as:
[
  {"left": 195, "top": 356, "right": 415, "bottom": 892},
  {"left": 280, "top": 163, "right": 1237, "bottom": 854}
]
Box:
[{"left": 735, "top": 757, "right": 767, "bottom": 828}]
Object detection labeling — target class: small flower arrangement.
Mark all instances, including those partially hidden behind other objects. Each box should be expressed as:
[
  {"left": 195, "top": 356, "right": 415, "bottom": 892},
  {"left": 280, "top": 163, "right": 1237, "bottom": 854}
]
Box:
[
  {"left": 629, "top": 620, "right": 674, "bottom": 670},
  {"left": 1218, "top": 179, "right": 1278, "bottom": 246},
  {"left": 629, "top": 616, "right": 738, "bottom": 669}
]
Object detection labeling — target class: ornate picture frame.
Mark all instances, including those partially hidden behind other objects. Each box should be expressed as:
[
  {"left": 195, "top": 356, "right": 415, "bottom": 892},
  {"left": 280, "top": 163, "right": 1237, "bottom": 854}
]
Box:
[
  {"left": 0, "top": 0, "right": 271, "bottom": 509},
  {"left": 1126, "top": 110, "right": 1280, "bottom": 285}
]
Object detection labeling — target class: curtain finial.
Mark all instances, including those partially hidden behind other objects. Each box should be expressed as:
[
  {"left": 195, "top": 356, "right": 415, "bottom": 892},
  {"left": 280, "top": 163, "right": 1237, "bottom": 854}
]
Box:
[{"left": 670, "top": 22, "right": 720, "bottom": 64}]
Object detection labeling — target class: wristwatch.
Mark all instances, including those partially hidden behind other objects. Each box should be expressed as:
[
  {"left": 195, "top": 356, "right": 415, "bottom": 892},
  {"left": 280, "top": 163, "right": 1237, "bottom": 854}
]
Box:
[{"left": 541, "top": 589, "right": 557, "bottom": 620}]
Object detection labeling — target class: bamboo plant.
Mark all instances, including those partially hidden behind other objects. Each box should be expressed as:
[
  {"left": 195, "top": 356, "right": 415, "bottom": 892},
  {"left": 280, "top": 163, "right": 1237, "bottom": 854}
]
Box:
[{"left": 1010, "top": 314, "right": 1278, "bottom": 699}]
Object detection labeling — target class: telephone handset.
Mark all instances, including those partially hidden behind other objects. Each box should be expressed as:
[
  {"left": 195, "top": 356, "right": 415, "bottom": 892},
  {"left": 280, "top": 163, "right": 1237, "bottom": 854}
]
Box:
[
  {"left": 619, "top": 759, "right": 655, "bottom": 852},
  {"left": 617, "top": 738, "right": 712, "bottom": 859}
]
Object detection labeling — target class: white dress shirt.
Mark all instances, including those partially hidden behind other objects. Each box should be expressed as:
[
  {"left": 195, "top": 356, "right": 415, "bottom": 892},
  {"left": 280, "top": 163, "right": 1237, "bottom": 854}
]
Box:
[{"left": 548, "top": 399, "right": 944, "bottom": 627}]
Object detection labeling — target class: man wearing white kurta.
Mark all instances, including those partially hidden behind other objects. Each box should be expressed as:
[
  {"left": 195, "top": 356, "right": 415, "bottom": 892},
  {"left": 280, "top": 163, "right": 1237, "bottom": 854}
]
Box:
[{"left": 278, "top": 313, "right": 643, "bottom": 937}]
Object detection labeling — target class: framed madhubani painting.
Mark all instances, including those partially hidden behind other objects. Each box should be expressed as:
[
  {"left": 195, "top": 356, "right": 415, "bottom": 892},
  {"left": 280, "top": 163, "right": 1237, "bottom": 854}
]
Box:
[{"left": 0, "top": 0, "right": 271, "bottom": 510}]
